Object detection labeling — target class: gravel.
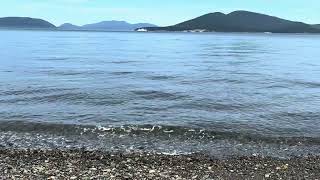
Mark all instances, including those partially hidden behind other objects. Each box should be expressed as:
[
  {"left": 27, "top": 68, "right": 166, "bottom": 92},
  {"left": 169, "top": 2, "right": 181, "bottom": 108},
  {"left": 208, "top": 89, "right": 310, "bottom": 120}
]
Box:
[{"left": 0, "top": 148, "right": 320, "bottom": 179}]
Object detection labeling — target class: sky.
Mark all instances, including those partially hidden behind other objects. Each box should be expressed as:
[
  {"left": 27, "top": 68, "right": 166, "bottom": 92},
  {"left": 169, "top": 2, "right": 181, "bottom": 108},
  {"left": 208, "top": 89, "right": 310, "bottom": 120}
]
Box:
[{"left": 1, "top": 0, "right": 319, "bottom": 26}]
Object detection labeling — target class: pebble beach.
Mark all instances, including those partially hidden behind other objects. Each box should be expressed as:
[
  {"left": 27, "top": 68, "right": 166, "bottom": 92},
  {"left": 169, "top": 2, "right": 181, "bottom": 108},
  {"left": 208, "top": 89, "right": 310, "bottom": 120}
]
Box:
[{"left": 1, "top": 149, "right": 320, "bottom": 179}]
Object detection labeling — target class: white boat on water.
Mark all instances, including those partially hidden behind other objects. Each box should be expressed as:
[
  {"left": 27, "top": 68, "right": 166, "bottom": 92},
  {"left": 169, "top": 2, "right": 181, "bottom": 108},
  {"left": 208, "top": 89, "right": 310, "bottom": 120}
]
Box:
[{"left": 136, "top": 28, "right": 148, "bottom": 32}]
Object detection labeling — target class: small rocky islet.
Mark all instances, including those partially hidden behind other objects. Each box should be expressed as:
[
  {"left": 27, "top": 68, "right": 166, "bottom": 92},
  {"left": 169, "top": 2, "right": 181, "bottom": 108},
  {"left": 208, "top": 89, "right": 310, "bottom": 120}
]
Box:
[{"left": 0, "top": 148, "right": 320, "bottom": 179}]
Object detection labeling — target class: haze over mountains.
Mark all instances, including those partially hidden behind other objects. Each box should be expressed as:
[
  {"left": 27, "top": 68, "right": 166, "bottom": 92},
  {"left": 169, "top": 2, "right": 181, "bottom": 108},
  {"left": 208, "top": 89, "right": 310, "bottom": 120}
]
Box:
[
  {"left": 0, "top": 11, "right": 319, "bottom": 33},
  {"left": 0, "top": 17, "right": 157, "bottom": 31},
  {"left": 142, "top": 11, "right": 320, "bottom": 33},
  {"left": 59, "top": 21, "right": 157, "bottom": 31}
]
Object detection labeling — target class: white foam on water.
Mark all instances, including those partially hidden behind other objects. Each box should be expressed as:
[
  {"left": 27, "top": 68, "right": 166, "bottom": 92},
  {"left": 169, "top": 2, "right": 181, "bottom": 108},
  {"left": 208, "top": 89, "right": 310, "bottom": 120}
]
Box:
[{"left": 163, "top": 130, "right": 174, "bottom": 133}]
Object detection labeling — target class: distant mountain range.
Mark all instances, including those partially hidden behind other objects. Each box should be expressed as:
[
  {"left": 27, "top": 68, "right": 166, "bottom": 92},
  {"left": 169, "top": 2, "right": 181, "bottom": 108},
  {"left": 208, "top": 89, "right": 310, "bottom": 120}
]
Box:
[
  {"left": 59, "top": 23, "right": 80, "bottom": 30},
  {"left": 0, "top": 17, "right": 55, "bottom": 29},
  {"left": 140, "top": 11, "right": 320, "bottom": 33},
  {"left": 1, "top": 12, "right": 319, "bottom": 33},
  {"left": 59, "top": 21, "right": 157, "bottom": 31},
  {"left": 0, "top": 17, "right": 156, "bottom": 31}
]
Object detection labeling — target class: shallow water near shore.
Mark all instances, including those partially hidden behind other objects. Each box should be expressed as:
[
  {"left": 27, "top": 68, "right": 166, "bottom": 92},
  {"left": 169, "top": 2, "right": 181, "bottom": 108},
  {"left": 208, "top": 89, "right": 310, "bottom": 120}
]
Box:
[{"left": 0, "top": 30, "right": 320, "bottom": 157}]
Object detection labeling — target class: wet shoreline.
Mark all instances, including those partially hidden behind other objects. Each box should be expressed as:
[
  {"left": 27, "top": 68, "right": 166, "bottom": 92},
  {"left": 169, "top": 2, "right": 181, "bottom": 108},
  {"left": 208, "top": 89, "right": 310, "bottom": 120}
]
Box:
[{"left": 1, "top": 148, "right": 319, "bottom": 179}]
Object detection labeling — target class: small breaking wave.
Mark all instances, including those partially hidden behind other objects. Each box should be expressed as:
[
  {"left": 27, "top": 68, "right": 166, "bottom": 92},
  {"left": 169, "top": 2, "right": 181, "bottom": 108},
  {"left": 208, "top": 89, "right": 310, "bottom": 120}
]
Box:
[
  {"left": 1, "top": 121, "right": 319, "bottom": 146},
  {"left": 1, "top": 121, "right": 320, "bottom": 158}
]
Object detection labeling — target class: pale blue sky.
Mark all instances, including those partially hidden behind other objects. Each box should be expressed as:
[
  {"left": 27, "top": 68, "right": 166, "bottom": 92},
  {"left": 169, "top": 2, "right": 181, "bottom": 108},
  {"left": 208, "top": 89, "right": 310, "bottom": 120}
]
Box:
[{"left": 1, "top": 0, "right": 319, "bottom": 26}]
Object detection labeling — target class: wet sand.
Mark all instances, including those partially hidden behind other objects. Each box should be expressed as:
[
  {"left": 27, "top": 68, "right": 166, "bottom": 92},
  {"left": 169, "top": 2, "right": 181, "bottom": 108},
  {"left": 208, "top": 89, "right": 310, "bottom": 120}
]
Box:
[{"left": 0, "top": 148, "right": 320, "bottom": 179}]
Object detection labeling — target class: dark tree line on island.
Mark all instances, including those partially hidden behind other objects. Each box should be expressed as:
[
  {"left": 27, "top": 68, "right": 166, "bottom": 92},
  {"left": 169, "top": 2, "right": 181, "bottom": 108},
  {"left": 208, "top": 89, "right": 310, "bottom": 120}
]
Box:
[{"left": 140, "top": 11, "right": 320, "bottom": 33}]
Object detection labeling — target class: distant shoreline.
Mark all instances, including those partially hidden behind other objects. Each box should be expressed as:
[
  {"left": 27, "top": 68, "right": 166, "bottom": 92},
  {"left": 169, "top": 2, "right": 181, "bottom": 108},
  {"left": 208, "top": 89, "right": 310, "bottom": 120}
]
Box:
[
  {"left": 1, "top": 28, "right": 320, "bottom": 35},
  {"left": 1, "top": 148, "right": 320, "bottom": 179}
]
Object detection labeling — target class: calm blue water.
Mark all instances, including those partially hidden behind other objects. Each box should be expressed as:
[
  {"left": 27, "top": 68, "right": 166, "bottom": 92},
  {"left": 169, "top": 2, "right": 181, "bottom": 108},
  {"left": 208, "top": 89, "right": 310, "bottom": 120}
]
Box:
[{"left": 0, "top": 30, "right": 320, "bottom": 157}]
